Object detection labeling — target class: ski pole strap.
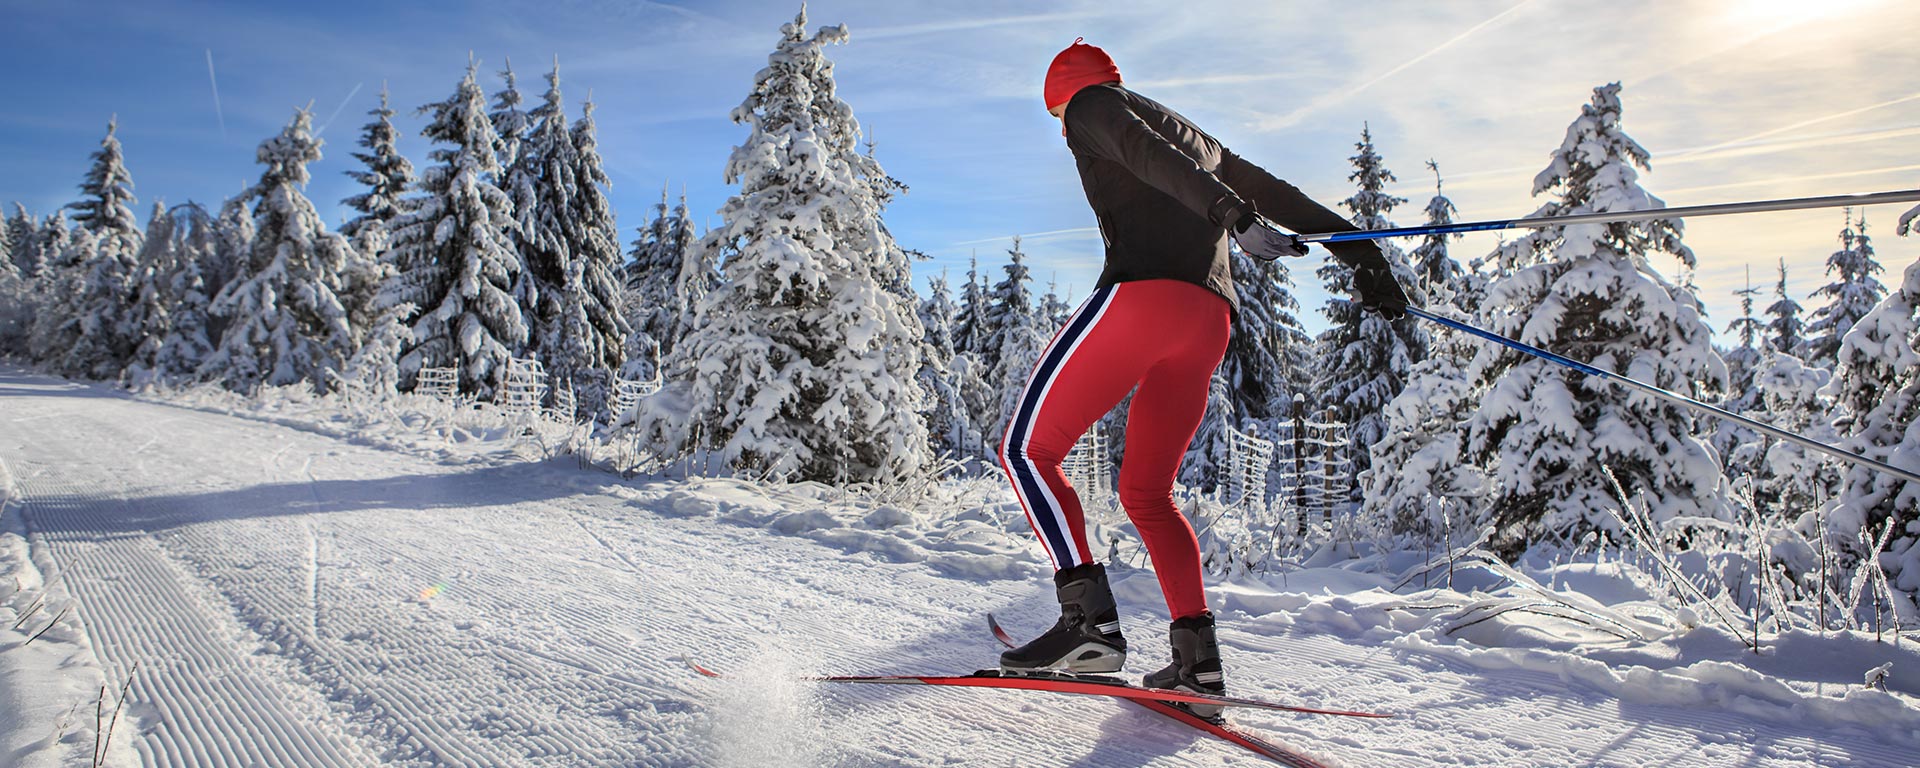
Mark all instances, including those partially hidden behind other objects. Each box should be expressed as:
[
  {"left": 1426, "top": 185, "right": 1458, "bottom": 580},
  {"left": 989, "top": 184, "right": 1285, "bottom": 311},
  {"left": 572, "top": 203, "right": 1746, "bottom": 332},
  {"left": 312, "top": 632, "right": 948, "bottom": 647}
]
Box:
[
  {"left": 1407, "top": 307, "right": 1920, "bottom": 487},
  {"left": 1297, "top": 189, "right": 1920, "bottom": 244}
]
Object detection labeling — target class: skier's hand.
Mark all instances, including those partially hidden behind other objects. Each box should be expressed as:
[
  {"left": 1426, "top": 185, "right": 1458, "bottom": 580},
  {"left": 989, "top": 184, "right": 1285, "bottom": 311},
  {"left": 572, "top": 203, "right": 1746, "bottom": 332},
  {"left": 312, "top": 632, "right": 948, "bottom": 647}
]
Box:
[
  {"left": 1352, "top": 266, "right": 1411, "bottom": 321},
  {"left": 1231, "top": 212, "right": 1310, "bottom": 261}
]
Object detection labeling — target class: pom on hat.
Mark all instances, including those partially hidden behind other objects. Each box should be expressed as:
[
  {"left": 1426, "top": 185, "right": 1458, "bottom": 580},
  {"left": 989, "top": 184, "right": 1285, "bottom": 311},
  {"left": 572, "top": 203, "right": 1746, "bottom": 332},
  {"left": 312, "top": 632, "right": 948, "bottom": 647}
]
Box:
[{"left": 1045, "top": 38, "right": 1120, "bottom": 113}]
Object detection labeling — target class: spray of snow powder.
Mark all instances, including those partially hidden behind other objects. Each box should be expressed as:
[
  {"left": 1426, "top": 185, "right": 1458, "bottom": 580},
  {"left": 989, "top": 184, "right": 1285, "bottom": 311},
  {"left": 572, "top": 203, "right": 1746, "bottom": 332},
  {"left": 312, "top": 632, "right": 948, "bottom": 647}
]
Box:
[{"left": 704, "top": 643, "right": 838, "bottom": 767}]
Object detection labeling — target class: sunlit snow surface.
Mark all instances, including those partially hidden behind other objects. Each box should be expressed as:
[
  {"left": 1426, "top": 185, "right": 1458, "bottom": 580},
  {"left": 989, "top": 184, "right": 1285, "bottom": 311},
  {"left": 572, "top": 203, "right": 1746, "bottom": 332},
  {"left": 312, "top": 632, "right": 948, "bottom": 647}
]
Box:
[{"left": 1, "top": 366, "right": 1914, "bottom": 767}]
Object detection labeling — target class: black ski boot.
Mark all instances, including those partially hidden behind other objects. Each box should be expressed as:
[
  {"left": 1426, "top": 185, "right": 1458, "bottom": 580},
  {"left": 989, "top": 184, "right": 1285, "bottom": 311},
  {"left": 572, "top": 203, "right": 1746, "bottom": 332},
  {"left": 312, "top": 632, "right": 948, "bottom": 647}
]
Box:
[
  {"left": 999, "top": 563, "right": 1128, "bottom": 674},
  {"left": 1142, "top": 611, "right": 1225, "bottom": 720}
]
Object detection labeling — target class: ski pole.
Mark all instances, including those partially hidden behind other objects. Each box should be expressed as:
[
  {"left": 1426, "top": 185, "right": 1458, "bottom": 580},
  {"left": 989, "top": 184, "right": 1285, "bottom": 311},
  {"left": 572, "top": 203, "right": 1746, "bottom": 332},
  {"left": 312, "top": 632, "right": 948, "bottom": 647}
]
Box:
[
  {"left": 1406, "top": 306, "right": 1920, "bottom": 487},
  {"left": 1295, "top": 189, "right": 1920, "bottom": 244}
]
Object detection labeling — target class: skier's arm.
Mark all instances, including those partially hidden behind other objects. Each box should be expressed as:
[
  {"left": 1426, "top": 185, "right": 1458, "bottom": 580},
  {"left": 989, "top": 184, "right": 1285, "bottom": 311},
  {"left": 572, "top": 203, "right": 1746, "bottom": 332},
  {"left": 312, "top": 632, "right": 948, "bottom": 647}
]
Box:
[
  {"left": 1216, "top": 148, "right": 1386, "bottom": 270},
  {"left": 1065, "top": 89, "right": 1247, "bottom": 228}
]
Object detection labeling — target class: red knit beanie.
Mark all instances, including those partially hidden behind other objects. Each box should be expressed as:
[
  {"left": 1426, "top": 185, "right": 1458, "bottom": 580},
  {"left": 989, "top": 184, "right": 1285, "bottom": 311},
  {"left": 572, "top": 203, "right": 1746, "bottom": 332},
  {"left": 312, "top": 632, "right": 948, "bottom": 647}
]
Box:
[{"left": 1044, "top": 38, "right": 1120, "bottom": 113}]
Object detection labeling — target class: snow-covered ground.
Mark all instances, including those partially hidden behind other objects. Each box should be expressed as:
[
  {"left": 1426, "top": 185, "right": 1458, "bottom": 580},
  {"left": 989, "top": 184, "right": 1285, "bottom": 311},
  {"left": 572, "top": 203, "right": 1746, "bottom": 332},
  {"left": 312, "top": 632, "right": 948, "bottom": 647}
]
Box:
[{"left": 1, "top": 364, "right": 1915, "bottom": 767}]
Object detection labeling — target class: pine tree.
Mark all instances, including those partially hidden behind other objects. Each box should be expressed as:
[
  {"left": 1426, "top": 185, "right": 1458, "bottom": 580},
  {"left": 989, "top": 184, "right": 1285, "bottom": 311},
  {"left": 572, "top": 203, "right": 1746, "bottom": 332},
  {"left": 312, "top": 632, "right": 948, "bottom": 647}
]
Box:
[
  {"left": 1409, "top": 160, "right": 1472, "bottom": 312},
  {"left": 340, "top": 85, "right": 415, "bottom": 250},
  {"left": 512, "top": 61, "right": 577, "bottom": 369},
  {"left": 1765, "top": 258, "right": 1807, "bottom": 358},
  {"left": 0, "top": 224, "right": 21, "bottom": 352},
  {"left": 627, "top": 186, "right": 684, "bottom": 359},
  {"left": 25, "top": 211, "right": 80, "bottom": 365},
  {"left": 1752, "top": 351, "right": 1838, "bottom": 515},
  {"left": 1039, "top": 277, "right": 1071, "bottom": 329},
  {"left": 1179, "top": 374, "right": 1237, "bottom": 493},
  {"left": 987, "top": 238, "right": 1048, "bottom": 446},
  {"left": 1820, "top": 253, "right": 1920, "bottom": 596},
  {"left": 1717, "top": 267, "right": 1769, "bottom": 483},
  {"left": 1463, "top": 83, "right": 1729, "bottom": 558},
  {"left": 202, "top": 108, "right": 360, "bottom": 392},
  {"left": 1804, "top": 210, "right": 1886, "bottom": 372},
  {"left": 1220, "top": 246, "right": 1307, "bottom": 425},
  {"left": 155, "top": 203, "right": 217, "bottom": 382},
  {"left": 553, "top": 95, "right": 632, "bottom": 415},
  {"left": 1314, "top": 124, "right": 1428, "bottom": 492},
  {"left": 952, "top": 254, "right": 991, "bottom": 356},
  {"left": 918, "top": 273, "right": 973, "bottom": 458},
  {"left": 61, "top": 118, "right": 146, "bottom": 380},
  {"left": 489, "top": 59, "right": 531, "bottom": 172},
  {"left": 381, "top": 62, "right": 528, "bottom": 397},
  {"left": 635, "top": 9, "right": 929, "bottom": 483},
  {"left": 122, "top": 200, "right": 179, "bottom": 388},
  {"left": 5, "top": 204, "right": 38, "bottom": 278}
]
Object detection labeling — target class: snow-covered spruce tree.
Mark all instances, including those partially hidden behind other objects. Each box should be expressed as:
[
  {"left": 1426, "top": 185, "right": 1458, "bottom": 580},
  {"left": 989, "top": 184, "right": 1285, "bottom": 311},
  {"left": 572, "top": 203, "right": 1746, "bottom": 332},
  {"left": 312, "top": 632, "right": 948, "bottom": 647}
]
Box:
[
  {"left": 5, "top": 204, "right": 39, "bottom": 278},
  {"left": 636, "top": 10, "right": 929, "bottom": 483},
  {"left": 122, "top": 200, "right": 179, "bottom": 388},
  {"left": 340, "top": 85, "right": 415, "bottom": 251},
  {"left": 1820, "top": 252, "right": 1920, "bottom": 600},
  {"left": 953, "top": 255, "right": 991, "bottom": 356},
  {"left": 381, "top": 62, "right": 528, "bottom": 397},
  {"left": 551, "top": 95, "right": 632, "bottom": 415},
  {"left": 1752, "top": 351, "right": 1838, "bottom": 514},
  {"left": 1717, "top": 271, "right": 1769, "bottom": 484},
  {"left": 61, "top": 118, "right": 145, "bottom": 380},
  {"left": 202, "top": 108, "right": 360, "bottom": 393},
  {"left": 1356, "top": 165, "right": 1496, "bottom": 539},
  {"left": 987, "top": 237, "right": 1049, "bottom": 446},
  {"left": 627, "top": 185, "right": 682, "bottom": 361},
  {"left": 154, "top": 203, "right": 217, "bottom": 383},
  {"left": 1039, "top": 277, "right": 1071, "bottom": 330},
  {"left": 1804, "top": 211, "right": 1886, "bottom": 372},
  {"left": 0, "top": 210, "right": 14, "bottom": 278},
  {"left": 1463, "top": 83, "right": 1730, "bottom": 559},
  {"left": 1410, "top": 160, "right": 1471, "bottom": 313},
  {"left": 1180, "top": 374, "right": 1237, "bottom": 493},
  {"left": 25, "top": 211, "right": 80, "bottom": 365},
  {"left": 1313, "top": 124, "right": 1428, "bottom": 492},
  {"left": 489, "top": 59, "right": 531, "bottom": 174},
  {"left": 206, "top": 196, "right": 251, "bottom": 304},
  {"left": 1228, "top": 246, "right": 1313, "bottom": 423},
  {"left": 510, "top": 63, "right": 576, "bottom": 370},
  {"left": 0, "top": 229, "right": 21, "bottom": 353},
  {"left": 918, "top": 273, "right": 974, "bottom": 459},
  {"left": 1765, "top": 258, "right": 1807, "bottom": 358},
  {"left": 495, "top": 61, "right": 553, "bottom": 355}
]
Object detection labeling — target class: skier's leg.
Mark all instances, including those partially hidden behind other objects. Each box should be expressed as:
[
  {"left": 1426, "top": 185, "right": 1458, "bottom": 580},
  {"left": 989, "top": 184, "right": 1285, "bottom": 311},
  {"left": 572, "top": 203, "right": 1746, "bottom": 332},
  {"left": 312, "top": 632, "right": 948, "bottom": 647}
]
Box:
[
  {"left": 998, "top": 284, "right": 1154, "bottom": 672},
  {"left": 999, "top": 284, "right": 1147, "bottom": 571},
  {"left": 1115, "top": 285, "right": 1230, "bottom": 621},
  {"left": 1113, "top": 282, "right": 1230, "bottom": 712}
]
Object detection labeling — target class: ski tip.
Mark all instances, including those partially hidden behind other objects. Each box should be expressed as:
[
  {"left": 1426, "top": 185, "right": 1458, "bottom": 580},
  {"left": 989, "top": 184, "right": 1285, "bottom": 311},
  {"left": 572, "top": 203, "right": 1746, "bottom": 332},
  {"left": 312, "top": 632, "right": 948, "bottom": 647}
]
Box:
[
  {"left": 986, "top": 613, "right": 1016, "bottom": 649},
  {"left": 685, "top": 658, "right": 722, "bottom": 678}
]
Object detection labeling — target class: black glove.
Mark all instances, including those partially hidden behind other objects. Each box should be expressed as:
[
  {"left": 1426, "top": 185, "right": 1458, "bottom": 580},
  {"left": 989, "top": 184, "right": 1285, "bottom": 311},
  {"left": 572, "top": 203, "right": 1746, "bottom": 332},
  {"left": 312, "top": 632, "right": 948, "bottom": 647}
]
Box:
[
  {"left": 1352, "top": 265, "right": 1411, "bottom": 321},
  {"left": 1231, "top": 211, "right": 1310, "bottom": 261}
]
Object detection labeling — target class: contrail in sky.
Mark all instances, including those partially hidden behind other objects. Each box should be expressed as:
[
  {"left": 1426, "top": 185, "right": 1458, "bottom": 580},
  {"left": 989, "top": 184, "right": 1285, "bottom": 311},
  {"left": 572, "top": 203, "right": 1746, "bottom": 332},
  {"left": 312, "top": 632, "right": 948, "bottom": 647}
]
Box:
[
  {"left": 1667, "top": 92, "right": 1920, "bottom": 160},
  {"left": 951, "top": 227, "right": 1098, "bottom": 247},
  {"left": 1256, "top": 0, "right": 1538, "bottom": 132},
  {"left": 205, "top": 48, "right": 227, "bottom": 141},
  {"left": 1659, "top": 163, "right": 1920, "bottom": 197},
  {"left": 315, "top": 82, "right": 364, "bottom": 138}
]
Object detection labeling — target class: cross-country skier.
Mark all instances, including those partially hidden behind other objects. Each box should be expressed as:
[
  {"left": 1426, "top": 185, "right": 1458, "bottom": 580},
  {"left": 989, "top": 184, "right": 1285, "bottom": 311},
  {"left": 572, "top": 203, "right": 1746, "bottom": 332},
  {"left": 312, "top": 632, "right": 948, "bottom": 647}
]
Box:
[{"left": 997, "top": 39, "right": 1411, "bottom": 715}]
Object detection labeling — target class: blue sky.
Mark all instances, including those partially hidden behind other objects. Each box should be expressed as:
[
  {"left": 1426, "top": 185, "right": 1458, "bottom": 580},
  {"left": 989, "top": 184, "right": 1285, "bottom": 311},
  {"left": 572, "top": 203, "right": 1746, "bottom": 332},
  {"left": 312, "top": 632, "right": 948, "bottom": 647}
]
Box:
[{"left": 3, "top": 0, "right": 1916, "bottom": 338}]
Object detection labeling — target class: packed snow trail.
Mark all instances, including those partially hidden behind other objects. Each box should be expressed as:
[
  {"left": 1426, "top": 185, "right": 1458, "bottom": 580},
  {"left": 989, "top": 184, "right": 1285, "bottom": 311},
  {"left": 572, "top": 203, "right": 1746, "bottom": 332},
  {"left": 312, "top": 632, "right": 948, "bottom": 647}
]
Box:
[{"left": 0, "top": 367, "right": 1910, "bottom": 767}]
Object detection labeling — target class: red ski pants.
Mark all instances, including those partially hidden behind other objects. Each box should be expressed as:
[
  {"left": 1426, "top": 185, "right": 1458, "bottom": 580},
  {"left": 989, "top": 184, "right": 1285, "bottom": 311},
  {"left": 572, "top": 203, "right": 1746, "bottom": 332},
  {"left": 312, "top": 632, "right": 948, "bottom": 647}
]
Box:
[{"left": 999, "top": 279, "right": 1230, "bottom": 620}]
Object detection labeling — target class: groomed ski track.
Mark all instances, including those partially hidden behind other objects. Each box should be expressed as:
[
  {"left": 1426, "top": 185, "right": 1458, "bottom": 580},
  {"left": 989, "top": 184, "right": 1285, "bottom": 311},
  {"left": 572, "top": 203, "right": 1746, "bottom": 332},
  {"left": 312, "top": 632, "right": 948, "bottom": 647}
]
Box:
[{"left": 0, "top": 367, "right": 1907, "bottom": 767}]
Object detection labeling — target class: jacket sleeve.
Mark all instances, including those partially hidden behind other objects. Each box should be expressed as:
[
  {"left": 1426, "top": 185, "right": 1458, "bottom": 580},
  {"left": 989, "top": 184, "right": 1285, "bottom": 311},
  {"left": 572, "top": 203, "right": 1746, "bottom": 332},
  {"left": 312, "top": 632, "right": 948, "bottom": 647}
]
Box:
[
  {"left": 1065, "top": 89, "right": 1247, "bottom": 228},
  {"left": 1217, "top": 147, "right": 1387, "bottom": 269}
]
